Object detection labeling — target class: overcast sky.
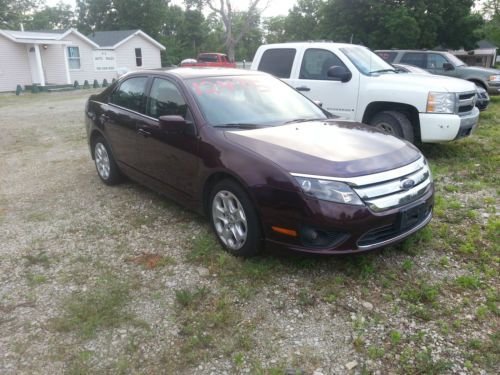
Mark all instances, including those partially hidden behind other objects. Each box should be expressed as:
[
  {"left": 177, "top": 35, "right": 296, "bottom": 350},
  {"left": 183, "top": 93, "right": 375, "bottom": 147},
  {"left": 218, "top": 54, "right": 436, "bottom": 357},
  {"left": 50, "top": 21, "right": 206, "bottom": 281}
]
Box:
[{"left": 45, "top": 0, "right": 298, "bottom": 17}]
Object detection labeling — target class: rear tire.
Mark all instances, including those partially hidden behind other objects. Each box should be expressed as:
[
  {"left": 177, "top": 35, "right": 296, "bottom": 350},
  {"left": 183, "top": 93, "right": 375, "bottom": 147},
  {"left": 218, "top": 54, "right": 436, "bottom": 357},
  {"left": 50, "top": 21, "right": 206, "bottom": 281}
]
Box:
[
  {"left": 209, "top": 179, "right": 262, "bottom": 257},
  {"left": 93, "top": 136, "right": 122, "bottom": 185},
  {"left": 370, "top": 111, "right": 415, "bottom": 143}
]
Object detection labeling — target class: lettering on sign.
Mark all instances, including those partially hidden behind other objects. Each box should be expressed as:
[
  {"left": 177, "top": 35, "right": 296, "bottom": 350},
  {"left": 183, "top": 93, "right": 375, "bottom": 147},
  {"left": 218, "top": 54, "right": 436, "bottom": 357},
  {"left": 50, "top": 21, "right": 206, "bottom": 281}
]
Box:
[{"left": 93, "top": 51, "right": 116, "bottom": 71}]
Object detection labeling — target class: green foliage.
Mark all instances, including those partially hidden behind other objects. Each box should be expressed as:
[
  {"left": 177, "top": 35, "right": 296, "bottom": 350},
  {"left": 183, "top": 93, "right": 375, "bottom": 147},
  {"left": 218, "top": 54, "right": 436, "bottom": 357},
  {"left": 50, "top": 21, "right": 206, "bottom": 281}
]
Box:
[
  {"left": 320, "top": 0, "right": 483, "bottom": 49},
  {"left": 25, "top": 2, "right": 74, "bottom": 30}
]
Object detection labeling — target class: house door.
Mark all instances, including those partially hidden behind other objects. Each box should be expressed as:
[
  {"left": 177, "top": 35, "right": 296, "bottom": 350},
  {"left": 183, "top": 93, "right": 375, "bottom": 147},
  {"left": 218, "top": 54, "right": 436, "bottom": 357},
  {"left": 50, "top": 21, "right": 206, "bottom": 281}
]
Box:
[{"left": 27, "top": 45, "right": 44, "bottom": 84}]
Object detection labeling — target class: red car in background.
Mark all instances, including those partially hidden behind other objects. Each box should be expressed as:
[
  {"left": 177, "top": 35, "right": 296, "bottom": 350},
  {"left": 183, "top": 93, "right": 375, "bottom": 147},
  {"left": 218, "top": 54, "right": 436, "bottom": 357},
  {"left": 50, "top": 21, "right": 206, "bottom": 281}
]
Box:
[{"left": 180, "top": 53, "right": 237, "bottom": 68}]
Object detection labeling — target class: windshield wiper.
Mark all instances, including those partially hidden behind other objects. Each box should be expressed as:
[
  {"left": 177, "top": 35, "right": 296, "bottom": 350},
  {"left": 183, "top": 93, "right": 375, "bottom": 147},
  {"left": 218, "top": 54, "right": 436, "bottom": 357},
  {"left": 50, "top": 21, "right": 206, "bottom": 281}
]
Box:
[
  {"left": 213, "top": 123, "right": 264, "bottom": 129},
  {"left": 284, "top": 118, "right": 325, "bottom": 124},
  {"left": 370, "top": 69, "right": 396, "bottom": 74}
]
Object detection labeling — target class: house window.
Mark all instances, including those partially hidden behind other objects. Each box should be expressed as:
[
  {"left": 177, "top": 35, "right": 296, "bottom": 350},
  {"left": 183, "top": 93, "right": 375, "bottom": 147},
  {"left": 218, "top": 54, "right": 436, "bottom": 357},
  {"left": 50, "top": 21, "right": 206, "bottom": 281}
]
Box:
[
  {"left": 67, "top": 46, "right": 81, "bottom": 70},
  {"left": 135, "top": 48, "right": 142, "bottom": 67}
]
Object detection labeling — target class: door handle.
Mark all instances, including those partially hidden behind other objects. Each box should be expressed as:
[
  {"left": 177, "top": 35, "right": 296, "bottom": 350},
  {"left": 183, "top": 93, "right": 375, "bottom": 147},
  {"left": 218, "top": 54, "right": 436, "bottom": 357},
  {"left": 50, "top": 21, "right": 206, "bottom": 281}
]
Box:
[
  {"left": 137, "top": 128, "right": 151, "bottom": 137},
  {"left": 296, "top": 86, "right": 311, "bottom": 92}
]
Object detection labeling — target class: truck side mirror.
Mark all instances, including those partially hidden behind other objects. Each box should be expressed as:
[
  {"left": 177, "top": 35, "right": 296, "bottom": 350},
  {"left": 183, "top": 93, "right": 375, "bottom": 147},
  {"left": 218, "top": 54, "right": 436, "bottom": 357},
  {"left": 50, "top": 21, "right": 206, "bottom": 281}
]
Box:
[
  {"left": 327, "top": 66, "right": 352, "bottom": 82},
  {"left": 443, "top": 63, "right": 454, "bottom": 71}
]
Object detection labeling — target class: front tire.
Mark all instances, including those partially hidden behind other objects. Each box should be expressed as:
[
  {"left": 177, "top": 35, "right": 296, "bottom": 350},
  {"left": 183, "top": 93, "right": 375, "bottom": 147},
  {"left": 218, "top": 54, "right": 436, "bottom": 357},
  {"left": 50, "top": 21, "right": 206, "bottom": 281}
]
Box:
[
  {"left": 93, "top": 136, "right": 122, "bottom": 185},
  {"left": 370, "top": 111, "right": 415, "bottom": 143},
  {"left": 209, "top": 179, "right": 262, "bottom": 257}
]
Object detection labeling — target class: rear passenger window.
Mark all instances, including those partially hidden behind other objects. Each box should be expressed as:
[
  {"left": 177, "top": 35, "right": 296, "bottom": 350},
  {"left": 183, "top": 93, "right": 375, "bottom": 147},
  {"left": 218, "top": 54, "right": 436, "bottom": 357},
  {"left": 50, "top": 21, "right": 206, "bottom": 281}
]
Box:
[
  {"left": 400, "top": 52, "right": 427, "bottom": 68},
  {"left": 258, "top": 48, "right": 296, "bottom": 78},
  {"left": 300, "top": 48, "right": 346, "bottom": 80},
  {"left": 147, "top": 78, "right": 188, "bottom": 119},
  {"left": 376, "top": 51, "right": 397, "bottom": 63},
  {"left": 111, "top": 77, "right": 148, "bottom": 113}
]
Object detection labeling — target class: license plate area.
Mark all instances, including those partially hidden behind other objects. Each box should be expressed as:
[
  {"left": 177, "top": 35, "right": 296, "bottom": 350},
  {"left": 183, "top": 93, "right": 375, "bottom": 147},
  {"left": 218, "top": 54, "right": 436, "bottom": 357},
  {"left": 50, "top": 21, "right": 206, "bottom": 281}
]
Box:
[{"left": 397, "top": 203, "right": 431, "bottom": 231}]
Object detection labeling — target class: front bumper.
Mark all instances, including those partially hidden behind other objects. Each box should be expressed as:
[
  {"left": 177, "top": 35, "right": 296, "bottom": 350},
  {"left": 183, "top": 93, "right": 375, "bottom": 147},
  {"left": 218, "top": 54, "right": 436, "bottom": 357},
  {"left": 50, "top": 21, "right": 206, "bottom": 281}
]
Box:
[
  {"left": 258, "top": 185, "right": 434, "bottom": 255},
  {"left": 486, "top": 81, "right": 500, "bottom": 95},
  {"left": 419, "top": 107, "right": 480, "bottom": 143}
]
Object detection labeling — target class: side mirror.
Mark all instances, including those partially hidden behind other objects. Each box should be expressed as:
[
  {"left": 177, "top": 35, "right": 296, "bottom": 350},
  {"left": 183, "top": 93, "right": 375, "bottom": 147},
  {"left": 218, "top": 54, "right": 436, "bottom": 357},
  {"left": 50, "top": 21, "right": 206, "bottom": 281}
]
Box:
[
  {"left": 327, "top": 66, "right": 352, "bottom": 82},
  {"left": 443, "top": 62, "right": 454, "bottom": 71},
  {"left": 159, "top": 115, "right": 187, "bottom": 134}
]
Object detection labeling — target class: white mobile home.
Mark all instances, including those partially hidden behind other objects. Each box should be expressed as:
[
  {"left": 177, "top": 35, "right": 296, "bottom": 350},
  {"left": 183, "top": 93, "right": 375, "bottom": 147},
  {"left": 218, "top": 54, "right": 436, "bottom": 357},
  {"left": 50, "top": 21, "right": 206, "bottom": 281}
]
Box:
[{"left": 0, "top": 28, "right": 165, "bottom": 92}]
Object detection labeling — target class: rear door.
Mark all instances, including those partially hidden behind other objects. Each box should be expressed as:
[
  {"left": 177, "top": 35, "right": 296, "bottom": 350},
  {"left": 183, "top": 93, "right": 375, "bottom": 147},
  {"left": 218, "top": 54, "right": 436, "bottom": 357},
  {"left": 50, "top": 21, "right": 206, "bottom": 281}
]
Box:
[
  {"left": 104, "top": 76, "right": 149, "bottom": 168},
  {"left": 136, "top": 77, "right": 199, "bottom": 199},
  {"left": 289, "top": 48, "right": 359, "bottom": 120}
]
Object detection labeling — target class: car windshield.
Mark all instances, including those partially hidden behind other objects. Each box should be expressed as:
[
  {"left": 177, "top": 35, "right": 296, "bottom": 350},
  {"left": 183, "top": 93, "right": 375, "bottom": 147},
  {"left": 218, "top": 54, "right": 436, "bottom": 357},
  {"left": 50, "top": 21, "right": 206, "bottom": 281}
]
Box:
[
  {"left": 443, "top": 52, "right": 467, "bottom": 67},
  {"left": 187, "top": 75, "right": 327, "bottom": 127},
  {"left": 341, "top": 46, "right": 396, "bottom": 75}
]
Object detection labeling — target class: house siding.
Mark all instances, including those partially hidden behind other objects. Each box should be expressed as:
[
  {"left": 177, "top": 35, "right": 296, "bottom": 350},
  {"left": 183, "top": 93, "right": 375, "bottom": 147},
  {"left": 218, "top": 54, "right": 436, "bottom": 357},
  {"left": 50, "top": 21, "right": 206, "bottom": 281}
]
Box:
[
  {"left": 0, "top": 35, "right": 32, "bottom": 91},
  {"left": 41, "top": 44, "right": 68, "bottom": 84},
  {"left": 114, "top": 35, "right": 162, "bottom": 70},
  {"left": 63, "top": 34, "right": 117, "bottom": 84}
]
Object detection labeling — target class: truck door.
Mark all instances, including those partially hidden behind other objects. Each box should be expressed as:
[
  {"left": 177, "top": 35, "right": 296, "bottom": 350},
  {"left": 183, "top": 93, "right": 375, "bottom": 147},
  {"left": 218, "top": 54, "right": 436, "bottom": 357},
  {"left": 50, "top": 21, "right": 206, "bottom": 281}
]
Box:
[{"left": 289, "top": 48, "right": 359, "bottom": 120}]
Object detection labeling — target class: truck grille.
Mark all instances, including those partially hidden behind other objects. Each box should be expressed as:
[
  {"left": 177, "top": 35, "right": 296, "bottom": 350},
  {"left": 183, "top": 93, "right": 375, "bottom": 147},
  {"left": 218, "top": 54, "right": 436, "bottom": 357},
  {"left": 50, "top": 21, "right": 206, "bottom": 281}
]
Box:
[
  {"left": 458, "top": 92, "right": 476, "bottom": 114},
  {"left": 352, "top": 157, "right": 432, "bottom": 212}
]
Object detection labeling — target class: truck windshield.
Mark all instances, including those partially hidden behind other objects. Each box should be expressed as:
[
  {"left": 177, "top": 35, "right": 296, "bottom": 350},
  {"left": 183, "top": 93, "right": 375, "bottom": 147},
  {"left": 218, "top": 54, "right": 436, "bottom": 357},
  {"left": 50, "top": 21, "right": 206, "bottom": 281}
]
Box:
[
  {"left": 443, "top": 52, "right": 467, "bottom": 67},
  {"left": 198, "top": 54, "right": 219, "bottom": 62},
  {"left": 188, "top": 75, "right": 327, "bottom": 127},
  {"left": 341, "top": 46, "right": 396, "bottom": 75}
]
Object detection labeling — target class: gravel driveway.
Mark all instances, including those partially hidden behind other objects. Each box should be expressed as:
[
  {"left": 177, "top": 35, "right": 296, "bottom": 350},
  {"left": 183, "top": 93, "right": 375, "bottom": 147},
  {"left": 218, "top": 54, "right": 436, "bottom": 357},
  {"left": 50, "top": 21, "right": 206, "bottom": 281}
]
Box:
[{"left": 0, "top": 90, "right": 498, "bottom": 375}]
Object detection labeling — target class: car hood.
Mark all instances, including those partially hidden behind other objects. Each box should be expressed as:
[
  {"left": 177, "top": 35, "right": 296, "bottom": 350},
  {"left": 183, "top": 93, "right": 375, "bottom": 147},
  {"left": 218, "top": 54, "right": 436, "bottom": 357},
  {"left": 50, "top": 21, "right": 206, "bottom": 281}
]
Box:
[
  {"left": 224, "top": 121, "right": 422, "bottom": 178},
  {"left": 460, "top": 66, "right": 500, "bottom": 76},
  {"left": 378, "top": 73, "right": 476, "bottom": 92}
]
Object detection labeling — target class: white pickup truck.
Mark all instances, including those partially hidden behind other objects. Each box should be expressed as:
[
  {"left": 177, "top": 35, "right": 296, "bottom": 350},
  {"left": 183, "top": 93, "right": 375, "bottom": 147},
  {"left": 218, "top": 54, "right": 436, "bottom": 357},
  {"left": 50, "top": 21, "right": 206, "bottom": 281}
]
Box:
[{"left": 251, "top": 42, "right": 480, "bottom": 143}]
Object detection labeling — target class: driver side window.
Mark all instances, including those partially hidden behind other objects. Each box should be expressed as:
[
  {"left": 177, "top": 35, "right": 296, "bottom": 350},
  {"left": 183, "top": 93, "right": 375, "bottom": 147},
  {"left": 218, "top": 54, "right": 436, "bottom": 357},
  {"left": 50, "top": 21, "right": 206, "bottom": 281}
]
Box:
[
  {"left": 300, "top": 48, "right": 346, "bottom": 80},
  {"left": 427, "top": 54, "right": 449, "bottom": 70},
  {"left": 147, "top": 78, "right": 188, "bottom": 119}
]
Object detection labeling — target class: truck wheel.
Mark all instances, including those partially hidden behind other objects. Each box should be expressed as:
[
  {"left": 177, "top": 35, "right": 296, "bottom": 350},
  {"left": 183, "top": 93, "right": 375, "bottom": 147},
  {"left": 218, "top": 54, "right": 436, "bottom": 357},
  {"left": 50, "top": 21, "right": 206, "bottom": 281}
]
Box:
[{"left": 370, "top": 111, "right": 414, "bottom": 143}]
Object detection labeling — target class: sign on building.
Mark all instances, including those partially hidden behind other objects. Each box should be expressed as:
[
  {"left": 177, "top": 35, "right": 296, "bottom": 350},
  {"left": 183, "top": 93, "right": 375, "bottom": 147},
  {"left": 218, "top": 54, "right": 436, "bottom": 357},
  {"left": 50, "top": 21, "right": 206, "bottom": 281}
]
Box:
[{"left": 93, "top": 50, "right": 116, "bottom": 71}]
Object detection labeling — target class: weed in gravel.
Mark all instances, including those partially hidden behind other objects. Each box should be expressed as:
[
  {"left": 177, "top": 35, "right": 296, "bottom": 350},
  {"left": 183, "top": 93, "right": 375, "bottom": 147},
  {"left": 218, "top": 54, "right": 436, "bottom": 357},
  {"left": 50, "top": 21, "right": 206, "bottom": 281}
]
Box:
[
  {"left": 455, "top": 274, "right": 482, "bottom": 290},
  {"left": 174, "top": 286, "right": 208, "bottom": 308},
  {"left": 26, "top": 273, "right": 47, "bottom": 285},
  {"left": 52, "top": 274, "right": 144, "bottom": 338},
  {"left": 389, "top": 330, "right": 402, "bottom": 346},
  {"left": 23, "top": 251, "right": 50, "bottom": 267},
  {"left": 401, "top": 280, "right": 440, "bottom": 304}
]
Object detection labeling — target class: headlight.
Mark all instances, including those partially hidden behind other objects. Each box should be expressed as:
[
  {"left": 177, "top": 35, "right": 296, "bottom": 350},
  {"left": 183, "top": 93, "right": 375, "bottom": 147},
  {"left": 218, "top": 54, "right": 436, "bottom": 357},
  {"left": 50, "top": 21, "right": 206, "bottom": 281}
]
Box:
[
  {"left": 488, "top": 75, "right": 500, "bottom": 82},
  {"left": 294, "top": 177, "right": 363, "bottom": 205},
  {"left": 426, "top": 92, "right": 456, "bottom": 114}
]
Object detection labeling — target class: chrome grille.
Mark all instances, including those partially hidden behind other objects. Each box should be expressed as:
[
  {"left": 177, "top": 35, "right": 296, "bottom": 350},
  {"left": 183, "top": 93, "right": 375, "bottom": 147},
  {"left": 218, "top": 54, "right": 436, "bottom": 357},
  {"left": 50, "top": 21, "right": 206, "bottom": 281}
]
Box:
[
  {"left": 352, "top": 157, "right": 432, "bottom": 212},
  {"left": 457, "top": 91, "right": 476, "bottom": 114}
]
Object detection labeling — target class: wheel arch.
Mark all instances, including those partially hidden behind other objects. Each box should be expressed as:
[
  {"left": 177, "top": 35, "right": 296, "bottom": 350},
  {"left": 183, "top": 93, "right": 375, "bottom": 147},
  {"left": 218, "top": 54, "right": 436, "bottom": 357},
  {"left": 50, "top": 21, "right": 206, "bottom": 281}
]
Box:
[
  {"left": 362, "top": 101, "right": 421, "bottom": 142},
  {"left": 89, "top": 129, "right": 105, "bottom": 159},
  {"left": 467, "top": 79, "right": 487, "bottom": 90},
  {"left": 201, "top": 171, "right": 252, "bottom": 217}
]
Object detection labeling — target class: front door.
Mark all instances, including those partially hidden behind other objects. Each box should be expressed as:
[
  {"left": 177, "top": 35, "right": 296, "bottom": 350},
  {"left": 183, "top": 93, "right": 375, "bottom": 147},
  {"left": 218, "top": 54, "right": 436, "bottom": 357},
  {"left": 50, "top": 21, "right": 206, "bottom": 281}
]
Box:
[
  {"left": 289, "top": 48, "right": 359, "bottom": 120},
  {"left": 427, "top": 53, "right": 456, "bottom": 78},
  {"left": 137, "top": 77, "right": 199, "bottom": 200}
]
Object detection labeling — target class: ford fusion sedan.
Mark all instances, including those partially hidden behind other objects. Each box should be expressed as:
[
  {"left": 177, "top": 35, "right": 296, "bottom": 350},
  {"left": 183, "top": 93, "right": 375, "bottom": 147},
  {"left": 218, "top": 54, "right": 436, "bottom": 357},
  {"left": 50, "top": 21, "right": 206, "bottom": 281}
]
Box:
[{"left": 85, "top": 68, "right": 434, "bottom": 256}]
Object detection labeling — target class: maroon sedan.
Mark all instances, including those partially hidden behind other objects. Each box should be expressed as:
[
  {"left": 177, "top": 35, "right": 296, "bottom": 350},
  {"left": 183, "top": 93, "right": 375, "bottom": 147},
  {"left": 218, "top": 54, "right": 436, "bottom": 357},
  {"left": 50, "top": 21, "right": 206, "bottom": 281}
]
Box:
[{"left": 85, "top": 68, "right": 433, "bottom": 256}]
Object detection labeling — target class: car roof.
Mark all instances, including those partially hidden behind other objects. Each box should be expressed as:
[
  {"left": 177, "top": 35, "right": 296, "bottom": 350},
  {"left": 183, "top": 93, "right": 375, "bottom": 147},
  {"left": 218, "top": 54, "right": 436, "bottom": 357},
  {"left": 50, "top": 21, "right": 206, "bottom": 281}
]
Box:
[
  {"left": 260, "top": 42, "right": 365, "bottom": 49},
  {"left": 376, "top": 49, "right": 447, "bottom": 53},
  {"left": 129, "top": 67, "right": 265, "bottom": 80}
]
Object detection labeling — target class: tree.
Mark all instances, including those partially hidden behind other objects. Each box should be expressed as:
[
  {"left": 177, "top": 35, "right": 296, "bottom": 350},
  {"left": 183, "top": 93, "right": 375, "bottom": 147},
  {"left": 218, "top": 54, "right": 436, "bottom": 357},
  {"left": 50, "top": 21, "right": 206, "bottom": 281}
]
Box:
[
  {"left": 481, "top": 0, "right": 500, "bottom": 47},
  {"left": 0, "top": 0, "right": 39, "bottom": 29},
  {"left": 186, "top": 0, "right": 267, "bottom": 61},
  {"left": 263, "top": 16, "right": 287, "bottom": 44},
  {"left": 26, "top": 2, "right": 75, "bottom": 30},
  {"left": 75, "top": 0, "right": 115, "bottom": 34},
  {"left": 318, "top": 0, "right": 482, "bottom": 50},
  {"left": 284, "top": 0, "right": 324, "bottom": 42}
]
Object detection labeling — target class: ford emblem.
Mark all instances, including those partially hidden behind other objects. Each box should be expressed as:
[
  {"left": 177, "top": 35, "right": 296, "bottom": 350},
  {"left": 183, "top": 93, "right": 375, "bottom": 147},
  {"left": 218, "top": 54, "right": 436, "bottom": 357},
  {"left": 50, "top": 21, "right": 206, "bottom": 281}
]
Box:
[{"left": 401, "top": 178, "right": 415, "bottom": 190}]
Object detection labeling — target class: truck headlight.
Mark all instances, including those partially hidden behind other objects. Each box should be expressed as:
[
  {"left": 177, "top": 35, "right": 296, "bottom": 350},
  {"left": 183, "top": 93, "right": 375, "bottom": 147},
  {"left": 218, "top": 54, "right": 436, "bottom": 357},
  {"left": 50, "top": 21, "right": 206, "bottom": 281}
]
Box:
[
  {"left": 426, "top": 92, "right": 456, "bottom": 114},
  {"left": 294, "top": 177, "right": 363, "bottom": 205},
  {"left": 488, "top": 75, "right": 500, "bottom": 82}
]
